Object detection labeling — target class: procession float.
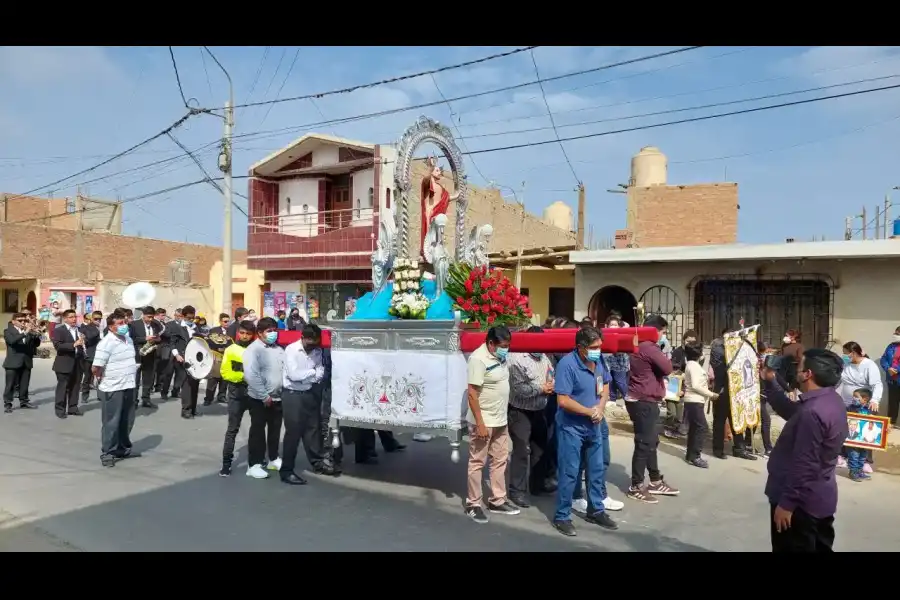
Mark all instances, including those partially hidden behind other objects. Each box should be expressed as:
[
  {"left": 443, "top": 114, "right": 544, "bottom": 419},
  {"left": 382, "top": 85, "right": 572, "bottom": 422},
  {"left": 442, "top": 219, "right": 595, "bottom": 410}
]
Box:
[{"left": 278, "top": 116, "right": 658, "bottom": 462}]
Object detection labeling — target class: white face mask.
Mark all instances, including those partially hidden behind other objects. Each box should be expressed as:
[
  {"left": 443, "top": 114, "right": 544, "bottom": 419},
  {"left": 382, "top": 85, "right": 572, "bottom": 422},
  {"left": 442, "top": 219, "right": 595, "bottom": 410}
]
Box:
[
  {"left": 782, "top": 336, "right": 792, "bottom": 344},
  {"left": 893, "top": 335, "right": 900, "bottom": 343}
]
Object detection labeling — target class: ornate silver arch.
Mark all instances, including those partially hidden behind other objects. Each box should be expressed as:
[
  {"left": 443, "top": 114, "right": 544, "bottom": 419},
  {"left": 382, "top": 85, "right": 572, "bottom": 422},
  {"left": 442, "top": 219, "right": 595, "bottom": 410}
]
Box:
[{"left": 394, "top": 116, "right": 468, "bottom": 261}]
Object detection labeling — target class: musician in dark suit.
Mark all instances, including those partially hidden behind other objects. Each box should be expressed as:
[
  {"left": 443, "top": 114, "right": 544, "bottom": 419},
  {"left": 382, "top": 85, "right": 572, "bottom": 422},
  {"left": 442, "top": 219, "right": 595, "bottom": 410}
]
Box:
[
  {"left": 78, "top": 311, "right": 103, "bottom": 404},
  {"left": 152, "top": 307, "right": 169, "bottom": 393},
  {"left": 51, "top": 309, "right": 86, "bottom": 418},
  {"left": 130, "top": 305, "right": 164, "bottom": 409},
  {"left": 3, "top": 312, "right": 42, "bottom": 413},
  {"left": 162, "top": 305, "right": 201, "bottom": 419},
  {"left": 203, "top": 313, "right": 232, "bottom": 406}
]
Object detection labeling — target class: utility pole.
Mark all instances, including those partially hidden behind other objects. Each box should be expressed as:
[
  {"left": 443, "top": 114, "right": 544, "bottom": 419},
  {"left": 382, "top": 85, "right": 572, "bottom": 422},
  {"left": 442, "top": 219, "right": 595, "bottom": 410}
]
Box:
[
  {"left": 576, "top": 183, "right": 586, "bottom": 249},
  {"left": 220, "top": 100, "right": 234, "bottom": 314},
  {"left": 844, "top": 216, "right": 852, "bottom": 240},
  {"left": 884, "top": 194, "right": 892, "bottom": 239},
  {"left": 514, "top": 180, "right": 526, "bottom": 290},
  {"left": 875, "top": 206, "right": 882, "bottom": 239},
  {"left": 861, "top": 206, "right": 867, "bottom": 240}
]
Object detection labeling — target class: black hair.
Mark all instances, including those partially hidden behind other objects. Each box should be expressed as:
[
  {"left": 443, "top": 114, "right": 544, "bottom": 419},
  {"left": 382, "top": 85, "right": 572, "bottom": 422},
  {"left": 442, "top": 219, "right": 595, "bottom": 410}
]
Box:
[
  {"left": 143, "top": 306, "right": 155, "bottom": 315},
  {"left": 219, "top": 313, "right": 230, "bottom": 321},
  {"left": 801, "top": 348, "right": 844, "bottom": 388},
  {"left": 238, "top": 320, "right": 257, "bottom": 334},
  {"left": 842, "top": 341, "right": 869, "bottom": 359},
  {"left": 302, "top": 323, "right": 323, "bottom": 341},
  {"left": 256, "top": 317, "right": 277, "bottom": 331},
  {"left": 181, "top": 305, "right": 196, "bottom": 317},
  {"left": 721, "top": 327, "right": 730, "bottom": 336},
  {"left": 644, "top": 314, "right": 668, "bottom": 331},
  {"left": 581, "top": 316, "right": 593, "bottom": 323},
  {"left": 486, "top": 325, "right": 512, "bottom": 345},
  {"left": 111, "top": 308, "right": 126, "bottom": 318},
  {"left": 107, "top": 313, "right": 125, "bottom": 327},
  {"left": 91, "top": 310, "right": 103, "bottom": 318},
  {"left": 854, "top": 388, "right": 873, "bottom": 402},
  {"left": 757, "top": 339, "right": 772, "bottom": 353},
  {"left": 579, "top": 320, "right": 594, "bottom": 330},
  {"left": 526, "top": 325, "right": 544, "bottom": 334},
  {"left": 123, "top": 308, "right": 133, "bottom": 317},
  {"left": 235, "top": 307, "right": 249, "bottom": 319},
  {"left": 682, "top": 329, "right": 697, "bottom": 340},
  {"left": 604, "top": 314, "right": 620, "bottom": 326},
  {"left": 544, "top": 316, "right": 556, "bottom": 326},
  {"left": 609, "top": 310, "right": 623, "bottom": 318},
  {"left": 684, "top": 340, "right": 704, "bottom": 362},
  {"left": 62, "top": 309, "right": 77, "bottom": 317},
  {"left": 575, "top": 326, "right": 601, "bottom": 348},
  {"left": 277, "top": 310, "right": 286, "bottom": 317},
  {"left": 155, "top": 308, "right": 166, "bottom": 315},
  {"left": 562, "top": 319, "right": 580, "bottom": 329}
]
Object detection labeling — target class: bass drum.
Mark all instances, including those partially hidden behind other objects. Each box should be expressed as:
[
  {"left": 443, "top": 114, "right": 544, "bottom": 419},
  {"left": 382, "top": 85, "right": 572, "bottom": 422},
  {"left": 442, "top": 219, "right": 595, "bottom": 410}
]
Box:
[{"left": 185, "top": 338, "right": 214, "bottom": 380}]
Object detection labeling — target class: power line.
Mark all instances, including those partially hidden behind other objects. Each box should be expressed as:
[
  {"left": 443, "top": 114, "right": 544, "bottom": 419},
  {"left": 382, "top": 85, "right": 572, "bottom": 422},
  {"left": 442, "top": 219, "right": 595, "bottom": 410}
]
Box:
[
  {"left": 166, "top": 133, "right": 248, "bottom": 217},
  {"left": 461, "top": 82, "right": 900, "bottom": 156},
  {"left": 259, "top": 47, "right": 301, "bottom": 126},
  {"left": 199, "top": 47, "right": 214, "bottom": 98},
  {"left": 224, "top": 45, "right": 545, "bottom": 111},
  {"left": 168, "top": 47, "right": 191, "bottom": 109},
  {"left": 528, "top": 48, "right": 580, "bottom": 185},
  {"left": 244, "top": 46, "right": 270, "bottom": 103},
  {"left": 254, "top": 47, "right": 287, "bottom": 117},
  {"left": 428, "top": 73, "right": 491, "bottom": 185}
]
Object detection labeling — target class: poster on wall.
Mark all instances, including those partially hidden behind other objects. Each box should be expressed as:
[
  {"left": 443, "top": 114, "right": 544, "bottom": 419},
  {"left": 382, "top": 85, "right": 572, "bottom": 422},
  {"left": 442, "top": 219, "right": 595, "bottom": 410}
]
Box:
[
  {"left": 724, "top": 324, "right": 761, "bottom": 435},
  {"left": 85, "top": 296, "right": 94, "bottom": 314},
  {"left": 308, "top": 298, "right": 319, "bottom": 319},
  {"left": 273, "top": 292, "right": 287, "bottom": 315},
  {"left": 344, "top": 298, "right": 358, "bottom": 318},
  {"left": 76, "top": 295, "right": 84, "bottom": 319},
  {"left": 290, "top": 294, "right": 308, "bottom": 321},
  {"left": 263, "top": 292, "right": 276, "bottom": 318}
]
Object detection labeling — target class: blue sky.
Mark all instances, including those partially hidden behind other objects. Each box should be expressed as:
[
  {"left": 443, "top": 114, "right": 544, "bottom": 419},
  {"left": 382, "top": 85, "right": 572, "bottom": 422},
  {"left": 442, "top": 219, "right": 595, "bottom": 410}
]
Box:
[{"left": 2, "top": 45, "right": 899, "bottom": 249}]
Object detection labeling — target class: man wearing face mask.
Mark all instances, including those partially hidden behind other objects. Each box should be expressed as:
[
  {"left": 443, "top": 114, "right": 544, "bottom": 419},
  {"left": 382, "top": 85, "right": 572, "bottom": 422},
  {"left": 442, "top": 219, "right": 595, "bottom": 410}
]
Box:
[
  {"left": 552, "top": 326, "right": 619, "bottom": 537},
  {"left": 241, "top": 317, "right": 285, "bottom": 480},
  {"left": 92, "top": 313, "right": 139, "bottom": 468},
  {"left": 218, "top": 320, "right": 257, "bottom": 477},
  {"left": 879, "top": 326, "right": 900, "bottom": 429},
  {"left": 761, "top": 349, "right": 847, "bottom": 552}
]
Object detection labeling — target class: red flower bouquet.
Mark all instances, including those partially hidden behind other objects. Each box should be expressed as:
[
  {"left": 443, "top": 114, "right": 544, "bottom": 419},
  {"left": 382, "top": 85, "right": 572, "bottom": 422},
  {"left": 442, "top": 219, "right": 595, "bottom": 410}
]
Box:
[{"left": 444, "top": 262, "right": 532, "bottom": 330}]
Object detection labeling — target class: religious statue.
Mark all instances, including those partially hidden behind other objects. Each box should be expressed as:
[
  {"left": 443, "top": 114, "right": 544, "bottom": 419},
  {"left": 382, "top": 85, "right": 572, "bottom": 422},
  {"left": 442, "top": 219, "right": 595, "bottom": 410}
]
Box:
[
  {"left": 426, "top": 214, "right": 450, "bottom": 297},
  {"left": 371, "top": 208, "right": 397, "bottom": 293},
  {"left": 420, "top": 156, "right": 451, "bottom": 261},
  {"left": 463, "top": 223, "right": 493, "bottom": 269}
]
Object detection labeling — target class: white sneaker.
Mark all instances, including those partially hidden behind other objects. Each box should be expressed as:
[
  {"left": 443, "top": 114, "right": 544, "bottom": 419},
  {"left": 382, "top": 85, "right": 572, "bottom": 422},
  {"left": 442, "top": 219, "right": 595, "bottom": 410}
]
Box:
[
  {"left": 413, "top": 433, "right": 433, "bottom": 442},
  {"left": 246, "top": 464, "right": 269, "bottom": 479},
  {"left": 603, "top": 496, "right": 625, "bottom": 511},
  {"left": 572, "top": 498, "right": 588, "bottom": 514},
  {"left": 266, "top": 457, "right": 283, "bottom": 471}
]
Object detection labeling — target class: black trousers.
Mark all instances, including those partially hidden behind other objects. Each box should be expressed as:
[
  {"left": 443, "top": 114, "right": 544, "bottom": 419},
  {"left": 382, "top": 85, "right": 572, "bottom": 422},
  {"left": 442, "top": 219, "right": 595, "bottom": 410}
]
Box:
[
  {"left": 179, "top": 369, "right": 200, "bottom": 414},
  {"left": 355, "top": 429, "right": 401, "bottom": 461},
  {"left": 153, "top": 356, "right": 167, "bottom": 391},
  {"left": 281, "top": 389, "right": 327, "bottom": 474},
  {"left": 247, "top": 400, "right": 283, "bottom": 467},
  {"left": 80, "top": 358, "right": 95, "bottom": 401},
  {"left": 712, "top": 391, "right": 746, "bottom": 454},
  {"left": 135, "top": 355, "right": 156, "bottom": 402},
  {"left": 99, "top": 388, "right": 136, "bottom": 458},
  {"left": 3, "top": 367, "right": 31, "bottom": 408},
  {"left": 55, "top": 366, "right": 82, "bottom": 415},
  {"left": 204, "top": 377, "right": 226, "bottom": 404},
  {"left": 507, "top": 405, "right": 550, "bottom": 497},
  {"left": 625, "top": 400, "right": 662, "bottom": 487},
  {"left": 543, "top": 395, "right": 559, "bottom": 480},
  {"left": 159, "top": 358, "right": 181, "bottom": 398},
  {"left": 770, "top": 504, "right": 835, "bottom": 553},
  {"left": 683, "top": 402, "right": 708, "bottom": 461},
  {"left": 888, "top": 384, "right": 900, "bottom": 426},
  {"left": 221, "top": 384, "right": 251, "bottom": 468}
]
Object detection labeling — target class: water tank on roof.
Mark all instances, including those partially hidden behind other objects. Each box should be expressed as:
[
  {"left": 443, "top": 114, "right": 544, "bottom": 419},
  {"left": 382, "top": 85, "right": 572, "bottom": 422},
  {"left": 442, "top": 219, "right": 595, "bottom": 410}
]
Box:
[
  {"left": 893, "top": 218, "right": 900, "bottom": 238},
  {"left": 543, "top": 201, "right": 574, "bottom": 231},
  {"left": 630, "top": 146, "right": 667, "bottom": 188}
]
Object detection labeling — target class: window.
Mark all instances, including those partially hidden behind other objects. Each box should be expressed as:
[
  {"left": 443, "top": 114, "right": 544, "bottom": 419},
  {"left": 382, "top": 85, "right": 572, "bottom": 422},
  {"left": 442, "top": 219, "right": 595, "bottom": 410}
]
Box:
[
  {"left": 385, "top": 188, "right": 391, "bottom": 209},
  {"left": 367, "top": 187, "right": 374, "bottom": 209},
  {"left": 286, "top": 197, "right": 291, "bottom": 210},
  {"left": 3, "top": 289, "right": 19, "bottom": 313}
]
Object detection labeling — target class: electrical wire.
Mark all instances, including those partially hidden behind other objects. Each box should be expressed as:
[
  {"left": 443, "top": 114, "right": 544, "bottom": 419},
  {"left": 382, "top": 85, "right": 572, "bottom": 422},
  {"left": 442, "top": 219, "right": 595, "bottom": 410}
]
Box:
[
  {"left": 528, "top": 48, "right": 580, "bottom": 185},
  {"left": 244, "top": 46, "right": 270, "bottom": 106},
  {"left": 168, "top": 47, "right": 190, "bottom": 109},
  {"left": 259, "top": 47, "right": 301, "bottom": 127},
  {"left": 255, "top": 47, "right": 287, "bottom": 117},
  {"left": 199, "top": 47, "right": 214, "bottom": 98},
  {"left": 222, "top": 45, "right": 546, "bottom": 111},
  {"left": 166, "top": 133, "right": 249, "bottom": 217},
  {"left": 428, "top": 73, "right": 491, "bottom": 185}
]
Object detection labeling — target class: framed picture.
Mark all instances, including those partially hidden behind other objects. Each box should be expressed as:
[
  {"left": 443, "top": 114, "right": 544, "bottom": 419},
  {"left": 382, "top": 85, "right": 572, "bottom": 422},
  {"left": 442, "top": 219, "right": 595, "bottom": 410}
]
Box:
[
  {"left": 845, "top": 413, "right": 890, "bottom": 451},
  {"left": 664, "top": 374, "right": 684, "bottom": 401},
  {"left": 3, "top": 289, "right": 19, "bottom": 313}
]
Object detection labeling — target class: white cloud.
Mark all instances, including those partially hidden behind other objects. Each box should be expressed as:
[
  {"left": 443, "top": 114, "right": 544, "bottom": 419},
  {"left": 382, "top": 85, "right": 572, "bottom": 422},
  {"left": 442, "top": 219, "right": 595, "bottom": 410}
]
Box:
[{"left": 0, "top": 46, "right": 122, "bottom": 86}]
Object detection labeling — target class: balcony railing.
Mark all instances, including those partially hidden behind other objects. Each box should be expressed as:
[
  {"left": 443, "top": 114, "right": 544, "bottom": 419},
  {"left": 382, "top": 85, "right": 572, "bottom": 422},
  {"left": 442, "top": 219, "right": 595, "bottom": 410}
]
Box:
[{"left": 249, "top": 207, "right": 375, "bottom": 238}]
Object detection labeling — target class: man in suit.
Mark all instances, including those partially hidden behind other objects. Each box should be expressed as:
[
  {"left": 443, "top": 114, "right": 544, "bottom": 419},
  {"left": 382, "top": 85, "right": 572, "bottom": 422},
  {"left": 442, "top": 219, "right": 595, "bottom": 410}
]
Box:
[
  {"left": 79, "top": 311, "right": 103, "bottom": 404},
  {"left": 162, "top": 304, "right": 201, "bottom": 419},
  {"left": 152, "top": 307, "right": 169, "bottom": 393},
  {"left": 203, "top": 312, "right": 232, "bottom": 406},
  {"left": 130, "top": 305, "right": 164, "bottom": 409},
  {"left": 156, "top": 308, "right": 181, "bottom": 401},
  {"left": 52, "top": 309, "right": 85, "bottom": 419},
  {"left": 3, "top": 312, "right": 42, "bottom": 413}
]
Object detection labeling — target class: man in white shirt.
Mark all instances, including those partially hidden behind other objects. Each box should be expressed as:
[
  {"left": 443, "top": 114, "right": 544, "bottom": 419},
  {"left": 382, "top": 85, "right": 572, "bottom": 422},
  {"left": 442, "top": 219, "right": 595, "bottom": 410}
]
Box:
[
  {"left": 280, "top": 323, "right": 336, "bottom": 484},
  {"left": 92, "top": 312, "right": 139, "bottom": 468}
]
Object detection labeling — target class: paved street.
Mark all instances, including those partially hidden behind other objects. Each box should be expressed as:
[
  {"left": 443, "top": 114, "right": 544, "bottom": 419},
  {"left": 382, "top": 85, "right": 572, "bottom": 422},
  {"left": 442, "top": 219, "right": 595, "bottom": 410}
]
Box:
[{"left": 1, "top": 359, "right": 898, "bottom": 552}]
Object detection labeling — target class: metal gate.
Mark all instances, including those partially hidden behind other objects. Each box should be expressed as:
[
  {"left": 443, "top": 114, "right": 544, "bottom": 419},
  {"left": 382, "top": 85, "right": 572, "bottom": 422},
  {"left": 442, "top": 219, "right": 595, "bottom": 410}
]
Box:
[{"left": 639, "top": 285, "right": 685, "bottom": 345}]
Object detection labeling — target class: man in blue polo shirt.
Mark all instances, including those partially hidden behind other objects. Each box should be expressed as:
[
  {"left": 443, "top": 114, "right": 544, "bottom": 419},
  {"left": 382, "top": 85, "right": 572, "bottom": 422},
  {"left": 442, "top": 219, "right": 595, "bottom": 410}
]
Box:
[{"left": 552, "top": 326, "right": 619, "bottom": 536}]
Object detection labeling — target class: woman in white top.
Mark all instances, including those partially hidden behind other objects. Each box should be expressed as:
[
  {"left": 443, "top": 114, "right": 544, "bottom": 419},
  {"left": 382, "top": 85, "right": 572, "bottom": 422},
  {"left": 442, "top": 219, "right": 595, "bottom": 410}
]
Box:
[
  {"left": 838, "top": 341, "right": 883, "bottom": 472},
  {"left": 682, "top": 341, "right": 718, "bottom": 469}
]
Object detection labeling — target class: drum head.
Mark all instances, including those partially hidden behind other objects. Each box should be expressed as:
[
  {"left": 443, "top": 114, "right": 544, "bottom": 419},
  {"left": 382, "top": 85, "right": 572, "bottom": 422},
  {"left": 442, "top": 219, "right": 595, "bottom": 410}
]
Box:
[{"left": 185, "top": 338, "right": 213, "bottom": 380}]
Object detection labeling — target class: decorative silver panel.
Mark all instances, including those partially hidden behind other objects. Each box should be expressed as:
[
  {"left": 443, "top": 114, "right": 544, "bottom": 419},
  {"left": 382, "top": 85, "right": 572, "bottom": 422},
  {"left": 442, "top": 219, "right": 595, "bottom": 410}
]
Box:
[{"left": 329, "top": 319, "right": 462, "bottom": 354}]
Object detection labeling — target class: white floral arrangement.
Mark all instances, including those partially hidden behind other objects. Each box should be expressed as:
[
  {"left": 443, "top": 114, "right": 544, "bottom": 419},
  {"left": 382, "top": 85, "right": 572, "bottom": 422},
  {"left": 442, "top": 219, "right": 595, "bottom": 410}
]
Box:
[{"left": 389, "top": 258, "right": 430, "bottom": 319}]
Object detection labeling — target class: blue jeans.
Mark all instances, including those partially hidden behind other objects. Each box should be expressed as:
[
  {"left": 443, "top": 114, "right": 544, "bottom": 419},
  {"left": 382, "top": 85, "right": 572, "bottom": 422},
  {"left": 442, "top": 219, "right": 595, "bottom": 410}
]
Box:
[
  {"left": 555, "top": 420, "right": 606, "bottom": 522},
  {"left": 574, "top": 418, "right": 610, "bottom": 501},
  {"left": 847, "top": 447, "right": 866, "bottom": 473}
]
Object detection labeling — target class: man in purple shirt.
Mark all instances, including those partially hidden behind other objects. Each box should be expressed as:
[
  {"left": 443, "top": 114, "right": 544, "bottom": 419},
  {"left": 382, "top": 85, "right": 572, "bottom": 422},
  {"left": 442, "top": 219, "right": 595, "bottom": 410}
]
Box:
[
  {"left": 761, "top": 348, "right": 848, "bottom": 553},
  {"left": 625, "top": 315, "right": 678, "bottom": 503}
]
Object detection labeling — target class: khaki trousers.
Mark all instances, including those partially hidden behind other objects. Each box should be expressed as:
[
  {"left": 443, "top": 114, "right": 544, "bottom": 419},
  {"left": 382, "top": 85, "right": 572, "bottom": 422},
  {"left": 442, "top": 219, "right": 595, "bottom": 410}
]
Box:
[{"left": 466, "top": 424, "right": 510, "bottom": 508}]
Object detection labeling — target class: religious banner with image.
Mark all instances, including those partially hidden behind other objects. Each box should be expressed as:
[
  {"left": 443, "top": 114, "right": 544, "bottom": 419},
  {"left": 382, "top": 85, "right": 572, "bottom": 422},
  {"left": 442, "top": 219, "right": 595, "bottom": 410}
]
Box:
[{"left": 724, "top": 324, "right": 761, "bottom": 434}]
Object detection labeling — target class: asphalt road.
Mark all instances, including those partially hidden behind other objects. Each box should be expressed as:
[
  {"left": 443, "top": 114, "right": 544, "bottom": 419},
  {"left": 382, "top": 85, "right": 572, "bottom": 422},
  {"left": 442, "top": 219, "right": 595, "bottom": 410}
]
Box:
[{"left": 1, "top": 359, "right": 898, "bottom": 552}]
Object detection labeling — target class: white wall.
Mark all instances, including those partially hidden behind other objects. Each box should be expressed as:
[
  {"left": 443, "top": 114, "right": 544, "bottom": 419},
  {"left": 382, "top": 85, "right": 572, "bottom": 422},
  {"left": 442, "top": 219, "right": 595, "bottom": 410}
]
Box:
[
  {"left": 312, "top": 145, "right": 339, "bottom": 167},
  {"left": 278, "top": 178, "right": 320, "bottom": 237},
  {"left": 351, "top": 168, "right": 374, "bottom": 226},
  {"left": 379, "top": 145, "right": 397, "bottom": 214}
]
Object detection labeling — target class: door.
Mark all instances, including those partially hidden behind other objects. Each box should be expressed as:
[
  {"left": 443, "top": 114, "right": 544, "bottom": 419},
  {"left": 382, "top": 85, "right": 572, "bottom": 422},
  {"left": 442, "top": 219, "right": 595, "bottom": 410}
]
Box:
[
  {"left": 548, "top": 287, "right": 575, "bottom": 321},
  {"left": 331, "top": 186, "right": 351, "bottom": 228},
  {"left": 231, "top": 293, "right": 244, "bottom": 315}
]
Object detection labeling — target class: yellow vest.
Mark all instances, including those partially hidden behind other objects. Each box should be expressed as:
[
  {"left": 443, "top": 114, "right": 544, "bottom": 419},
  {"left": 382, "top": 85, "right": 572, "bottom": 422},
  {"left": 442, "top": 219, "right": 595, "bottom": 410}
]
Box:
[{"left": 221, "top": 343, "right": 247, "bottom": 384}]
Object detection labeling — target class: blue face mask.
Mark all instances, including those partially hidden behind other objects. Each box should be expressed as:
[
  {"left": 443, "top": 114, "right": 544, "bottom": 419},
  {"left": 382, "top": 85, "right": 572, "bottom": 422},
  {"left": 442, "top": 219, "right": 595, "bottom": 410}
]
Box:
[
  {"left": 495, "top": 347, "right": 509, "bottom": 361},
  {"left": 264, "top": 331, "right": 278, "bottom": 345},
  {"left": 586, "top": 349, "right": 602, "bottom": 363},
  {"left": 658, "top": 334, "right": 668, "bottom": 347},
  {"left": 842, "top": 354, "right": 851, "bottom": 365},
  {"left": 116, "top": 325, "right": 129, "bottom": 336}
]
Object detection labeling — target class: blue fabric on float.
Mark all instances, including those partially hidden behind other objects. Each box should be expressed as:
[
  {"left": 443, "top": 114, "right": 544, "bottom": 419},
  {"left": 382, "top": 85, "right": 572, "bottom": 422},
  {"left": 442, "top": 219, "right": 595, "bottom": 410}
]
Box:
[{"left": 347, "top": 279, "right": 455, "bottom": 321}]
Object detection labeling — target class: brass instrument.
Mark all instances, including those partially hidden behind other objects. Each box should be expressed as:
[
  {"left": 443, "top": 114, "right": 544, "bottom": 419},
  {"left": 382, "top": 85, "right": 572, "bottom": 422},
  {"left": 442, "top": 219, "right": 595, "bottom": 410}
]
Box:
[
  {"left": 204, "top": 331, "right": 230, "bottom": 379},
  {"left": 140, "top": 339, "right": 159, "bottom": 356}
]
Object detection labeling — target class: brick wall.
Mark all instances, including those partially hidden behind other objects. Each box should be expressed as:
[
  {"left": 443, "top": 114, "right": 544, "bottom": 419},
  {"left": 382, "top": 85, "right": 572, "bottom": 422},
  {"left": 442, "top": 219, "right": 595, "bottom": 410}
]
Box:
[
  {"left": 625, "top": 183, "right": 738, "bottom": 247},
  {"left": 0, "top": 223, "right": 246, "bottom": 285},
  {"left": 1, "top": 194, "right": 79, "bottom": 229},
  {"left": 405, "top": 160, "right": 576, "bottom": 257}
]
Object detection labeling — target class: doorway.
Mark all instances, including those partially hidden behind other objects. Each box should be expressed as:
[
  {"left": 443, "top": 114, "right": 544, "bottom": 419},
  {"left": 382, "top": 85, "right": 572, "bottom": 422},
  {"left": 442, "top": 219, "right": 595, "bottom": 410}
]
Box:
[
  {"left": 548, "top": 287, "right": 575, "bottom": 320},
  {"left": 588, "top": 285, "right": 637, "bottom": 326}
]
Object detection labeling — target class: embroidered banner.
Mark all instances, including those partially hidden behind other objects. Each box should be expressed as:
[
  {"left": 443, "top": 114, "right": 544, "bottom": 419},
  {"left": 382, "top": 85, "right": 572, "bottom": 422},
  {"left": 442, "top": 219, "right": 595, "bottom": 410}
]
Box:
[{"left": 724, "top": 324, "right": 761, "bottom": 434}]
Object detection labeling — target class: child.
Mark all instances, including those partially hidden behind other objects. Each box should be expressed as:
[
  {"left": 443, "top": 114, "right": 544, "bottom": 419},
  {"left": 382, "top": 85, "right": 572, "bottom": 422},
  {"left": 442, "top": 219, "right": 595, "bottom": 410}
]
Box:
[
  {"left": 846, "top": 388, "right": 873, "bottom": 482},
  {"left": 682, "top": 341, "right": 718, "bottom": 468}
]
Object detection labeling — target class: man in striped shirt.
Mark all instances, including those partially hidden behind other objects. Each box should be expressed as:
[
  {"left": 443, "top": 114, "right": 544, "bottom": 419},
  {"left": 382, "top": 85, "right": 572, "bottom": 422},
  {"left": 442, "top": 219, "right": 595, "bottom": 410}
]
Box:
[{"left": 92, "top": 312, "right": 139, "bottom": 468}]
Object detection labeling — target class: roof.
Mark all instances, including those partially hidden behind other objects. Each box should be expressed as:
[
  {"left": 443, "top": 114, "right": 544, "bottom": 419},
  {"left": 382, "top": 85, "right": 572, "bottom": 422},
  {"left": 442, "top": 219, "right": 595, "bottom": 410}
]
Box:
[
  {"left": 569, "top": 239, "right": 900, "bottom": 265},
  {"left": 489, "top": 243, "right": 579, "bottom": 269},
  {"left": 248, "top": 133, "right": 375, "bottom": 176}
]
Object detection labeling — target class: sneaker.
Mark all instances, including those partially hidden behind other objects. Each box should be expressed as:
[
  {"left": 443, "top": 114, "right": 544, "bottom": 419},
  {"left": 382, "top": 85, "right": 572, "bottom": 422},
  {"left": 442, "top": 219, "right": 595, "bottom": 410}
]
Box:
[
  {"left": 488, "top": 500, "right": 521, "bottom": 516},
  {"left": 849, "top": 471, "right": 865, "bottom": 482},
  {"left": 837, "top": 456, "right": 848, "bottom": 469},
  {"left": 246, "top": 464, "right": 269, "bottom": 479},
  {"left": 572, "top": 498, "right": 588, "bottom": 514},
  {"left": 603, "top": 496, "right": 625, "bottom": 511},
  {"left": 465, "top": 505, "right": 489, "bottom": 524},
  {"left": 663, "top": 428, "right": 684, "bottom": 440},
  {"left": 509, "top": 495, "right": 531, "bottom": 509},
  {"left": 586, "top": 511, "right": 619, "bottom": 531},
  {"left": 648, "top": 479, "right": 680, "bottom": 496},
  {"left": 863, "top": 463, "right": 873, "bottom": 474},
  {"left": 219, "top": 465, "right": 231, "bottom": 477},
  {"left": 552, "top": 519, "right": 577, "bottom": 537},
  {"left": 626, "top": 485, "right": 659, "bottom": 504},
  {"left": 687, "top": 457, "right": 709, "bottom": 469},
  {"left": 267, "top": 457, "right": 283, "bottom": 471}
]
